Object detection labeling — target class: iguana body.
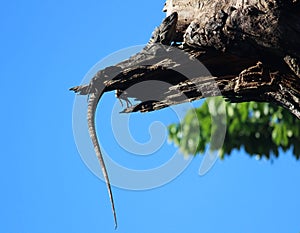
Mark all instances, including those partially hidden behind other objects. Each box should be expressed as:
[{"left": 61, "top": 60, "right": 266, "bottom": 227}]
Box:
[{"left": 70, "top": 12, "right": 178, "bottom": 228}]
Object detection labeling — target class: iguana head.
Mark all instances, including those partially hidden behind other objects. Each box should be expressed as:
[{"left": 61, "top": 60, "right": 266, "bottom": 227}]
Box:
[{"left": 159, "top": 12, "right": 178, "bottom": 45}]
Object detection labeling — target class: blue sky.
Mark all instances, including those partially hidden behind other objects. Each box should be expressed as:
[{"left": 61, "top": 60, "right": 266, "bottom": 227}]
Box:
[{"left": 1, "top": 1, "right": 300, "bottom": 233}]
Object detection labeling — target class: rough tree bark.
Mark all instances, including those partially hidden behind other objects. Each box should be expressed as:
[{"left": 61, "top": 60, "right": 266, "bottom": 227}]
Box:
[{"left": 96, "top": 0, "right": 300, "bottom": 119}]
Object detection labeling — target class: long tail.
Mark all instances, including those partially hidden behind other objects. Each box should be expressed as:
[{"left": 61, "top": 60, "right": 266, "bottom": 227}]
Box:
[{"left": 87, "top": 91, "right": 118, "bottom": 229}]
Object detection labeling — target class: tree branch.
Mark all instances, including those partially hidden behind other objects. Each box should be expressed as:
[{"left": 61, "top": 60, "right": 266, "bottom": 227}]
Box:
[{"left": 80, "top": 0, "right": 300, "bottom": 119}]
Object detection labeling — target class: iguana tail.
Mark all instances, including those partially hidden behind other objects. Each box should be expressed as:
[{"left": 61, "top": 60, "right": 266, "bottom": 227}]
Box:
[{"left": 87, "top": 91, "right": 118, "bottom": 229}]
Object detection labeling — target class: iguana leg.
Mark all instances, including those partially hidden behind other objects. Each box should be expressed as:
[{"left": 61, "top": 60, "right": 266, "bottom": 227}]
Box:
[{"left": 115, "top": 89, "right": 132, "bottom": 108}]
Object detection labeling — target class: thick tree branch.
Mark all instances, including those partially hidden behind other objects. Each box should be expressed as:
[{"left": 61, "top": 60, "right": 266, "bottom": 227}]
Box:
[{"left": 75, "top": 0, "right": 300, "bottom": 119}]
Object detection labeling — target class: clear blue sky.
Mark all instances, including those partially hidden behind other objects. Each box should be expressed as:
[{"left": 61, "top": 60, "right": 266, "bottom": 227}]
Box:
[{"left": 1, "top": 1, "right": 300, "bottom": 233}]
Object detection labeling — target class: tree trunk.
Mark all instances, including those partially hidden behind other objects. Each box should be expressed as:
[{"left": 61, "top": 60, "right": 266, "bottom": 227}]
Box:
[{"left": 103, "top": 0, "right": 300, "bottom": 118}]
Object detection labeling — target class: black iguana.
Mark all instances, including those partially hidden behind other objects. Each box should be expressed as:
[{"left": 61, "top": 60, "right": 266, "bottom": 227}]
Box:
[{"left": 70, "top": 12, "right": 178, "bottom": 229}]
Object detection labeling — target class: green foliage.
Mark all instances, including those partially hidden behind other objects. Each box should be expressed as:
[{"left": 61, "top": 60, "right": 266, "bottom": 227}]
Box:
[{"left": 168, "top": 97, "right": 300, "bottom": 160}]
